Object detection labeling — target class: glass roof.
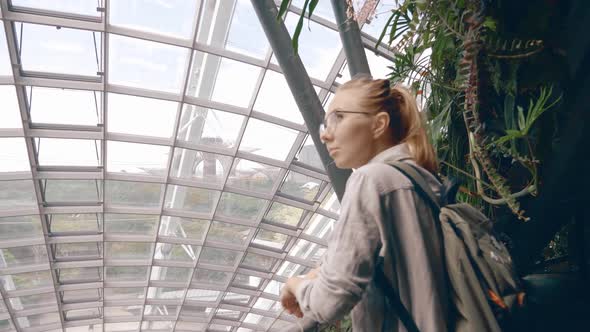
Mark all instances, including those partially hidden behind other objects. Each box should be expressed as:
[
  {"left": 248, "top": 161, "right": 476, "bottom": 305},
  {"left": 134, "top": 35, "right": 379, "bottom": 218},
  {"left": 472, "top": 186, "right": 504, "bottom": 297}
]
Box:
[{"left": 0, "top": 0, "right": 396, "bottom": 331}]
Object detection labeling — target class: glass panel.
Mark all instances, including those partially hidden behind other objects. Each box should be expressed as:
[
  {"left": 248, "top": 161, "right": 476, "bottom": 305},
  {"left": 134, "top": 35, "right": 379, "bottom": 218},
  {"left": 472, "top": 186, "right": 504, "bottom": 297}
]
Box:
[
  {"left": 16, "top": 312, "right": 60, "bottom": 329},
  {"left": 55, "top": 242, "right": 100, "bottom": 260},
  {"left": 0, "top": 245, "right": 47, "bottom": 268},
  {"left": 0, "top": 25, "right": 11, "bottom": 76},
  {"left": 252, "top": 230, "right": 289, "bottom": 250},
  {"left": 62, "top": 289, "right": 101, "bottom": 303},
  {"left": 265, "top": 202, "right": 305, "bottom": 227},
  {"left": 104, "top": 305, "right": 142, "bottom": 318},
  {"left": 49, "top": 213, "right": 101, "bottom": 233},
  {"left": 105, "top": 322, "right": 140, "bottom": 332},
  {"left": 241, "top": 252, "right": 276, "bottom": 271},
  {"left": 150, "top": 266, "right": 192, "bottom": 283},
  {"left": 10, "top": 1, "right": 100, "bottom": 16},
  {"left": 270, "top": 319, "right": 292, "bottom": 330},
  {"left": 109, "top": 0, "right": 198, "bottom": 39},
  {"left": 158, "top": 216, "right": 209, "bottom": 242},
  {"left": 66, "top": 324, "right": 103, "bottom": 332},
  {"left": 280, "top": 171, "right": 322, "bottom": 201},
  {"left": 104, "top": 214, "right": 159, "bottom": 236},
  {"left": 0, "top": 270, "right": 53, "bottom": 291},
  {"left": 238, "top": 118, "right": 298, "bottom": 161},
  {"left": 144, "top": 305, "right": 179, "bottom": 317},
  {"left": 18, "top": 23, "right": 100, "bottom": 76},
  {"left": 109, "top": 34, "right": 188, "bottom": 93},
  {"left": 169, "top": 149, "right": 232, "bottom": 185},
  {"left": 277, "top": 261, "right": 310, "bottom": 278},
  {"left": 28, "top": 87, "right": 101, "bottom": 126},
  {"left": 208, "top": 325, "right": 231, "bottom": 332},
  {"left": 185, "top": 289, "right": 219, "bottom": 302},
  {"left": 44, "top": 180, "right": 101, "bottom": 203},
  {"left": 304, "top": 213, "right": 337, "bottom": 239},
  {"left": 0, "top": 138, "right": 29, "bottom": 172},
  {"left": 296, "top": 135, "right": 324, "bottom": 170},
  {"left": 164, "top": 185, "right": 220, "bottom": 214},
  {"left": 8, "top": 292, "right": 56, "bottom": 311},
  {"left": 57, "top": 267, "right": 102, "bottom": 283},
  {"left": 226, "top": 159, "right": 281, "bottom": 194},
  {"left": 0, "top": 319, "right": 12, "bottom": 332},
  {"left": 215, "top": 308, "right": 241, "bottom": 320},
  {"left": 276, "top": 13, "right": 341, "bottom": 80},
  {"left": 146, "top": 287, "right": 184, "bottom": 300},
  {"left": 222, "top": 292, "right": 250, "bottom": 305},
  {"left": 292, "top": 0, "right": 335, "bottom": 21},
  {"left": 263, "top": 280, "right": 283, "bottom": 296},
  {"left": 0, "top": 86, "right": 22, "bottom": 129},
  {"left": 320, "top": 190, "right": 341, "bottom": 213},
  {"left": 206, "top": 221, "right": 252, "bottom": 246},
  {"left": 175, "top": 321, "right": 207, "bottom": 330},
  {"left": 253, "top": 297, "right": 282, "bottom": 313},
  {"left": 105, "top": 180, "right": 164, "bottom": 208},
  {"left": 0, "top": 216, "right": 42, "bottom": 241},
  {"left": 37, "top": 138, "right": 101, "bottom": 167},
  {"left": 105, "top": 242, "right": 154, "bottom": 260},
  {"left": 186, "top": 51, "right": 261, "bottom": 108},
  {"left": 0, "top": 180, "right": 37, "bottom": 210},
  {"left": 105, "top": 266, "right": 149, "bottom": 282},
  {"left": 254, "top": 70, "right": 304, "bottom": 124},
  {"left": 233, "top": 274, "right": 262, "bottom": 288},
  {"left": 177, "top": 105, "right": 245, "bottom": 150},
  {"left": 107, "top": 141, "right": 170, "bottom": 177},
  {"left": 244, "top": 313, "right": 273, "bottom": 329},
  {"left": 215, "top": 192, "right": 267, "bottom": 221},
  {"left": 366, "top": 48, "right": 393, "bottom": 79},
  {"left": 65, "top": 308, "right": 100, "bottom": 320},
  {"left": 107, "top": 93, "right": 178, "bottom": 138},
  {"left": 289, "top": 239, "right": 326, "bottom": 265},
  {"left": 179, "top": 306, "right": 213, "bottom": 318},
  {"left": 104, "top": 287, "right": 145, "bottom": 301},
  {"left": 198, "top": 247, "right": 240, "bottom": 267},
  {"left": 154, "top": 243, "right": 200, "bottom": 262},
  {"left": 196, "top": 0, "right": 269, "bottom": 59},
  {"left": 192, "top": 269, "right": 232, "bottom": 286},
  {"left": 141, "top": 321, "right": 174, "bottom": 331}
]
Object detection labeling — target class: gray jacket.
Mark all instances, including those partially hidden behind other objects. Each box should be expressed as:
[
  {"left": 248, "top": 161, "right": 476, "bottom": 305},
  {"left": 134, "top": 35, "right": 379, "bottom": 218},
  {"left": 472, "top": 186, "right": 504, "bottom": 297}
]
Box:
[{"left": 293, "top": 143, "right": 449, "bottom": 331}]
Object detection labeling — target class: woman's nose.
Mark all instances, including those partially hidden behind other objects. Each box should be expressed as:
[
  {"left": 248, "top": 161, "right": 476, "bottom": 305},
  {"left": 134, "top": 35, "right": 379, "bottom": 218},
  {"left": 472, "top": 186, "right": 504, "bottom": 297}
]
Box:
[{"left": 320, "top": 128, "right": 332, "bottom": 143}]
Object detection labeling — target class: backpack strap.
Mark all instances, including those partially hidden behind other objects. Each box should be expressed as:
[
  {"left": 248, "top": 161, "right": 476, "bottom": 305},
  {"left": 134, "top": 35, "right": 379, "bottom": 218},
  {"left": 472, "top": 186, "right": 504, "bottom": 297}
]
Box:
[
  {"left": 390, "top": 161, "right": 441, "bottom": 214},
  {"left": 373, "top": 162, "right": 450, "bottom": 332},
  {"left": 375, "top": 257, "right": 421, "bottom": 332}
]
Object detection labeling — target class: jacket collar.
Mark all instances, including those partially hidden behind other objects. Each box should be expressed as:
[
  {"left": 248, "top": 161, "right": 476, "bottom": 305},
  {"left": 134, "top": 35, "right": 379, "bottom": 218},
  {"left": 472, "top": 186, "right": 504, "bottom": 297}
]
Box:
[{"left": 368, "top": 142, "right": 413, "bottom": 164}]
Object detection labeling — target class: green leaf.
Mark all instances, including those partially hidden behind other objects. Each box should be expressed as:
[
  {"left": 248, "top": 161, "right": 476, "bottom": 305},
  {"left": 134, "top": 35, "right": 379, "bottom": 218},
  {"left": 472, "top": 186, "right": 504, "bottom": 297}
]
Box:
[
  {"left": 277, "top": 0, "right": 290, "bottom": 21},
  {"left": 483, "top": 16, "right": 497, "bottom": 31},
  {"left": 376, "top": 10, "right": 397, "bottom": 49},
  {"left": 308, "top": 0, "right": 319, "bottom": 20},
  {"left": 292, "top": 0, "right": 311, "bottom": 54},
  {"left": 517, "top": 106, "right": 526, "bottom": 131},
  {"left": 504, "top": 94, "right": 515, "bottom": 130}
]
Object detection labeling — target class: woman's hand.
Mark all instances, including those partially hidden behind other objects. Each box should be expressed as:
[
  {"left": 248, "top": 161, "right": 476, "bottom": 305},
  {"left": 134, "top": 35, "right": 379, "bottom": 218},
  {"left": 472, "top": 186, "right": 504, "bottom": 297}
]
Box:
[
  {"left": 281, "top": 268, "right": 320, "bottom": 318},
  {"left": 281, "top": 278, "right": 304, "bottom": 318}
]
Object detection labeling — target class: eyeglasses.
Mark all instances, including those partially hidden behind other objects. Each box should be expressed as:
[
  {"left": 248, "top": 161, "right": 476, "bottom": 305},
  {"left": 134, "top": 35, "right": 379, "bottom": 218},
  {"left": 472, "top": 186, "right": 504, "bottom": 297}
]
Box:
[{"left": 319, "top": 110, "right": 375, "bottom": 138}]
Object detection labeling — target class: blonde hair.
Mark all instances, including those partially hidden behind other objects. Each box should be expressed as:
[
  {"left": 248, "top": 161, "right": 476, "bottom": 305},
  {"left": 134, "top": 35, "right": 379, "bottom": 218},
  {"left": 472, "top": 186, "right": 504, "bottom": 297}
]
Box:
[{"left": 338, "top": 77, "right": 438, "bottom": 173}]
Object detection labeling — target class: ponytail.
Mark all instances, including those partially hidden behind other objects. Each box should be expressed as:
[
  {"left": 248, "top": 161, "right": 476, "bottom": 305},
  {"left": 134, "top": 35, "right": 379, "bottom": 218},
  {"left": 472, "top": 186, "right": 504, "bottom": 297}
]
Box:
[{"left": 389, "top": 85, "right": 438, "bottom": 173}]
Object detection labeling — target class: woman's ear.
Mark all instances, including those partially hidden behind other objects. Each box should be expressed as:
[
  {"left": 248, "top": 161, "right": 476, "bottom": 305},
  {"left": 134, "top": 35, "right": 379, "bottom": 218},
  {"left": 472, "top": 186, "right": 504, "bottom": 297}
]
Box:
[{"left": 372, "top": 112, "right": 391, "bottom": 139}]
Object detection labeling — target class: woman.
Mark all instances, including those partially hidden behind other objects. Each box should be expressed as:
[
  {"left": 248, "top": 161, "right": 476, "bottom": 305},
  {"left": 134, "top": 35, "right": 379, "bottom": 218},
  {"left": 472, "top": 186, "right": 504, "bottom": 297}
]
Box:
[{"left": 280, "top": 77, "right": 449, "bottom": 331}]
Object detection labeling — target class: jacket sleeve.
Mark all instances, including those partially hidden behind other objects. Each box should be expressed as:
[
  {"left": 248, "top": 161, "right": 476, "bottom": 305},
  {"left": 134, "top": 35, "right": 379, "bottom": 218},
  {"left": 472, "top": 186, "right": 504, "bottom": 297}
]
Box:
[{"left": 293, "top": 171, "right": 383, "bottom": 323}]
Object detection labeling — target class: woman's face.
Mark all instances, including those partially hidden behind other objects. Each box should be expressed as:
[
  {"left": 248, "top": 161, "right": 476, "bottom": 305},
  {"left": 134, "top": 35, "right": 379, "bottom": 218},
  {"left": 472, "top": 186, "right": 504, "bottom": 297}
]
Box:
[{"left": 321, "top": 88, "right": 378, "bottom": 169}]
